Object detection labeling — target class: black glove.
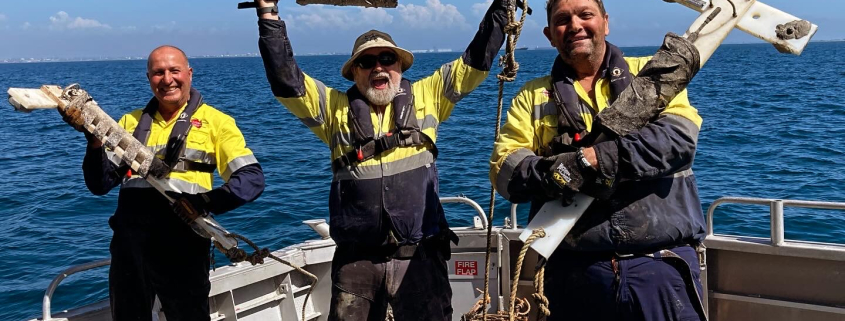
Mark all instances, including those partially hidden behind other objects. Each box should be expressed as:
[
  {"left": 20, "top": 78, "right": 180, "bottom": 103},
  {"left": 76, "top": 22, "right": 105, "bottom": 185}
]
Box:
[
  {"left": 166, "top": 191, "right": 212, "bottom": 224},
  {"left": 492, "top": 0, "right": 514, "bottom": 8},
  {"left": 543, "top": 151, "right": 619, "bottom": 201},
  {"left": 491, "top": 0, "right": 531, "bottom": 13},
  {"left": 540, "top": 152, "right": 590, "bottom": 203}
]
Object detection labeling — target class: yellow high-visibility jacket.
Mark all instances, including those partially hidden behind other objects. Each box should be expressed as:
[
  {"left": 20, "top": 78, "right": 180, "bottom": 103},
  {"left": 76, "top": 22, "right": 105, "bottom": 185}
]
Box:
[
  {"left": 83, "top": 99, "right": 264, "bottom": 228},
  {"left": 257, "top": 16, "right": 506, "bottom": 244},
  {"left": 490, "top": 56, "right": 707, "bottom": 252},
  {"left": 116, "top": 103, "right": 259, "bottom": 193}
]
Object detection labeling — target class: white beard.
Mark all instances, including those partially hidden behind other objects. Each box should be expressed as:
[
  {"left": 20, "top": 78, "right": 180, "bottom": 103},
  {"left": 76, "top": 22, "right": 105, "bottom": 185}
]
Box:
[{"left": 364, "top": 72, "right": 400, "bottom": 106}]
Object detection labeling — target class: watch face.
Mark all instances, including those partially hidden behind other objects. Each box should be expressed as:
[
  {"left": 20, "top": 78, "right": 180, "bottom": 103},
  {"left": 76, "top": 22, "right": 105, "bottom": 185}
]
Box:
[
  {"left": 578, "top": 149, "right": 592, "bottom": 169},
  {"left": 580, "top": 157, "right": 592, "bottom": 168}
]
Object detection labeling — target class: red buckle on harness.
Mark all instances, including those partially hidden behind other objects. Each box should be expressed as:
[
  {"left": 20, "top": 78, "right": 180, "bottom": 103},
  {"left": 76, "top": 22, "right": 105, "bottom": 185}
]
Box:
[
  {"left": 357, "top": 149, "right": 364, "bottom": 161},
  {"left": 574, "top": 132, "right": 582, "bottom": 142}
]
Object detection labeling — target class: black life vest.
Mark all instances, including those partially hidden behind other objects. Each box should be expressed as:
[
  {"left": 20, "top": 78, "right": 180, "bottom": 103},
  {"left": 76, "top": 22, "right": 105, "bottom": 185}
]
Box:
[
  {"left": 131, "top": 87, "right": 215, "bottom": 175},
  {"left": 546, "top": 42, "right": 632, "bottom": 155},
  {"left": 327, "top": 79, "right": 449, "bottom": 246},
  {"left": 536, "top": 45, "right": 707, "bottom": 253},
  {"left": 332, "top": 79, "right": 437, "bottom": 169}
]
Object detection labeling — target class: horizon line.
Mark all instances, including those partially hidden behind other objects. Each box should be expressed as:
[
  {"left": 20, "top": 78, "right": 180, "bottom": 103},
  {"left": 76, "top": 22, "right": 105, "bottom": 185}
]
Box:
[{"left": 2, "top": 39, "right": 843, "bottom": 64}]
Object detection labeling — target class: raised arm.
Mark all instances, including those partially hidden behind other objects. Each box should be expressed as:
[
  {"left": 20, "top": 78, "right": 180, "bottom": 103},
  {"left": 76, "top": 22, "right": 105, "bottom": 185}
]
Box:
[
  {"left": 255, "top": 0, "right": 335, "bottom": 145},
  {"left": 416, "top": 0, "right": 511, "bottom": 121},
  {"left": 257, "top": 0, "right": 304, "bottom": 98},
  {"left": 462, "top": 0, "right": 511, "bottom": 73}
]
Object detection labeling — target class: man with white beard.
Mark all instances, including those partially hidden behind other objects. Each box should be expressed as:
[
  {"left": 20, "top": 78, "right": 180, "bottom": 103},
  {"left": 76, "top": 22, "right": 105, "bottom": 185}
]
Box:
[{"left": 251, "top": 0, "right": 511, "bottom": 320}]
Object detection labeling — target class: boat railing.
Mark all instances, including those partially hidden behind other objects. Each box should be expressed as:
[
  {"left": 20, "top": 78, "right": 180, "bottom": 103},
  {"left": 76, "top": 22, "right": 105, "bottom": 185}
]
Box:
[
  {"left": 509, "top": 203, "right": 519, "bottom": 230},
  {"left": 41, "top": 258, "right": 111, "bottom": 321},
  {"left": 36, "top": 196, "right": 490, "bottom": 321},
  {"left": 704, "top": 197, "right": 845, "bottom": 319},
  {"left": 441, "top": 196, "right": 488, "bottom": 229},
  {"left": 706, "top": 197, "right": 845, "bottom": 246}
]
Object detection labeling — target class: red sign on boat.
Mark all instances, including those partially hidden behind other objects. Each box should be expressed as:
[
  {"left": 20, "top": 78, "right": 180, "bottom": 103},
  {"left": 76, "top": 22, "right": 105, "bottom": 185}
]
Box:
[{"left": 455, "top": 261, "right": 478, "bottom": 276}]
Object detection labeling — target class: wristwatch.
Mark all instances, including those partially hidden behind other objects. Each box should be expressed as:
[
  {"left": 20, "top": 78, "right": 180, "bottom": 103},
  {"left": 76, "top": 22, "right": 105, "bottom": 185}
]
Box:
[{"left": 577, "top": 147, "right": 593, "bottom": 169}]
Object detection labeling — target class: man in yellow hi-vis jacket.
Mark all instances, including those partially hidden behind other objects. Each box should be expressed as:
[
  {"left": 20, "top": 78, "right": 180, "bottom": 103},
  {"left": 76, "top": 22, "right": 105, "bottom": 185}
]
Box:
[
  {"left": 65, "top": 45, "right": 265, "bottom": 320},
  {"left": 251, "top": 0, "right": 510, "bottom": 319},
  {"left": 491, "top": 0, "right": 707, "bottom": 320}
]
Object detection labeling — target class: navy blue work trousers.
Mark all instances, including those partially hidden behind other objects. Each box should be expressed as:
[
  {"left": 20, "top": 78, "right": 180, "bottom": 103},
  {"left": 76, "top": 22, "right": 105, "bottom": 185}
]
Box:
[
  {"left": 327, "top": 244, "right": 453, "bottom": 321},
  {"left": 544, "top": 245, "right": 704, "bottom": 321},
  {"left": 108, "top": 220, "right": 211, "bottom": 321}
]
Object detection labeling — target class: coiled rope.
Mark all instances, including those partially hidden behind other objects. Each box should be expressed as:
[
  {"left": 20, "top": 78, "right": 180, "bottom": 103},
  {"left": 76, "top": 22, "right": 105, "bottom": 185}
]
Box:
[{"left": 463, "top": 228, "right": 545, "bottom": 321}]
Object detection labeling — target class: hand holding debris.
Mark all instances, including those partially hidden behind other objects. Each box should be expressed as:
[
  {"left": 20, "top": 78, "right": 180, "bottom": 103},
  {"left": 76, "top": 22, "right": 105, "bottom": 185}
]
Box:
[
  {"left": 594, "top": 33, "right": 701, "bottom": 137},
  {"left": 56, "top": 99, "right": 87, "bottom": 133}
]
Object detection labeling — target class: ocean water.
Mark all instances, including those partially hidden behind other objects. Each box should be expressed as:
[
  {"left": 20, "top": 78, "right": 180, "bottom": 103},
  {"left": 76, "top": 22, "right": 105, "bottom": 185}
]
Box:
[{"left": 1, "top": 42, "right": 844, "bottom": 320}]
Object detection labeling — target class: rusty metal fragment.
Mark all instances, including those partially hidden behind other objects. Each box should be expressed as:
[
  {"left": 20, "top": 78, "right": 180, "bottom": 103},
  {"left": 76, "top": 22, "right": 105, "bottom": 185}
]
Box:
[{"left": 296, "top": 0, "right": 398, "bottom": 7}]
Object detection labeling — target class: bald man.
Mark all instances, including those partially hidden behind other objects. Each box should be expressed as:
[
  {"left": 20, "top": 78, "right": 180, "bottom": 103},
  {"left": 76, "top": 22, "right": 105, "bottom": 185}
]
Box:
[{"left": 69, "top": 45, "right": 265, "bottom": 320}]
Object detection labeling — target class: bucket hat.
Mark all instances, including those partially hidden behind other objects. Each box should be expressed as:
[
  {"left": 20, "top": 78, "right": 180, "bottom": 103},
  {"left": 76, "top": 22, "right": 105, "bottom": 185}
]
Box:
[{"left": 341, "top": 30, "right": 414, "bottom": 81}]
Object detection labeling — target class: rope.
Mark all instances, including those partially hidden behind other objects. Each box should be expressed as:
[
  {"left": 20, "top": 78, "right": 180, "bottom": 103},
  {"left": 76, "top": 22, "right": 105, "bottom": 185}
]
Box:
[
  {"left": 533, "top": 261, "right": 550, "bottom": 320},
  {"left": 508, "top": 229, "right": 545, "bottom": 321},
  {"left": 496, "top": 0, "right": 530, "bottom": 83},
  {"left": 216, "top": 233, "right": 319, "bottom": 321},
  {"left": 482, "top": 1, "right": 530, "bottom": 320},
  {"left": 462, "top": 295, "right": 529, "bottom": 321},
  {"left": 462, "top": 228, "right": 544, "bottom": 321}
]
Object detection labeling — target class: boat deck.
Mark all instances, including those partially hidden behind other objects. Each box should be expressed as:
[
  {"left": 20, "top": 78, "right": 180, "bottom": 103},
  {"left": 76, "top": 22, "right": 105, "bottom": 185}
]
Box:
[{"left": 32, "top": 197, "right": 845, "bottom": 321}]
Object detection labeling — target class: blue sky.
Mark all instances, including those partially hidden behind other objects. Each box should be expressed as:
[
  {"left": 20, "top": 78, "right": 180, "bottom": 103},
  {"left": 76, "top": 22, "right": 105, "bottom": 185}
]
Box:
[{"left": 0, "top": 0, "right": 842, "bottom": 59}]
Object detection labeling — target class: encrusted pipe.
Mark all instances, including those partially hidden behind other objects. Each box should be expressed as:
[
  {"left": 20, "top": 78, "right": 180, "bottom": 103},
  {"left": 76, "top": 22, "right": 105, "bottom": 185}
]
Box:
[{"left": 57, "top": 85, "right": 169, "bottom": 178}]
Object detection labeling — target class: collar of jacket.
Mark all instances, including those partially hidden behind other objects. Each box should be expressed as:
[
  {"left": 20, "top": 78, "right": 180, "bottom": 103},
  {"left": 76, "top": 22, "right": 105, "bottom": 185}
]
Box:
[
  {"left": 550, "top": 41, "right": 632, "bottom": 136},
  {"left": 132, "top": 87, "right": 204, "bottom": 171},
  {"left": 346, "top": 78, "right": 415, "bottom": 142}
]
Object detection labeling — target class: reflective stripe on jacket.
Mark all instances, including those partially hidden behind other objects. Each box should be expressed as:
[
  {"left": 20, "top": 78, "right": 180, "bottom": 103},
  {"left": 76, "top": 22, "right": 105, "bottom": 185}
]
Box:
[
  {"left": 83, "top": 101, "right": 264, "bottom": 230},
  {"left": 490, "top": 56, "right": 707, "bottom": 252},
  {"left": 114, "top": 103, "right": 259, "bottom": 193}
]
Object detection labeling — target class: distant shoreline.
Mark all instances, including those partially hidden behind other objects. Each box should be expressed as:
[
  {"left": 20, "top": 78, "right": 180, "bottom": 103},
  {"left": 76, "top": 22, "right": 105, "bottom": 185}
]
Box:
[{"left": 2, "top": 39, "right": 843, "bottom": 65}]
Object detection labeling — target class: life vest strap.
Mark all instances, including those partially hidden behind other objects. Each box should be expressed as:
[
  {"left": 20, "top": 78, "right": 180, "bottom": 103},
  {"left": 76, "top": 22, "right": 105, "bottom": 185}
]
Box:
[
  {"left": 132, "top": 88, "right": 205, "bottom": 175},
  {"left": 171, "top": 160, "right": 216, "bottom": 173},
  {"left": 332, "top": 130, "right": 437, "bottom": 170},
  {"left": 547, "top": 43, "right": 632, "bottom": 155}
]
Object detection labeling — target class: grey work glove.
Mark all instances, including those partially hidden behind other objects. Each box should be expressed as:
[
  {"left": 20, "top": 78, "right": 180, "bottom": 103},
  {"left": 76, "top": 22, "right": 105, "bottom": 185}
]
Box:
[{"left": 594, "top": 33, "right": 701, "bottom": 137}]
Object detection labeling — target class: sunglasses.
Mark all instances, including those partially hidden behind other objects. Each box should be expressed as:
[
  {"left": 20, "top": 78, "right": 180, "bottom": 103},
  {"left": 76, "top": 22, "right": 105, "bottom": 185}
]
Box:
[{"left": 355, "top": 51, "right": 398, "bottom": 69}]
